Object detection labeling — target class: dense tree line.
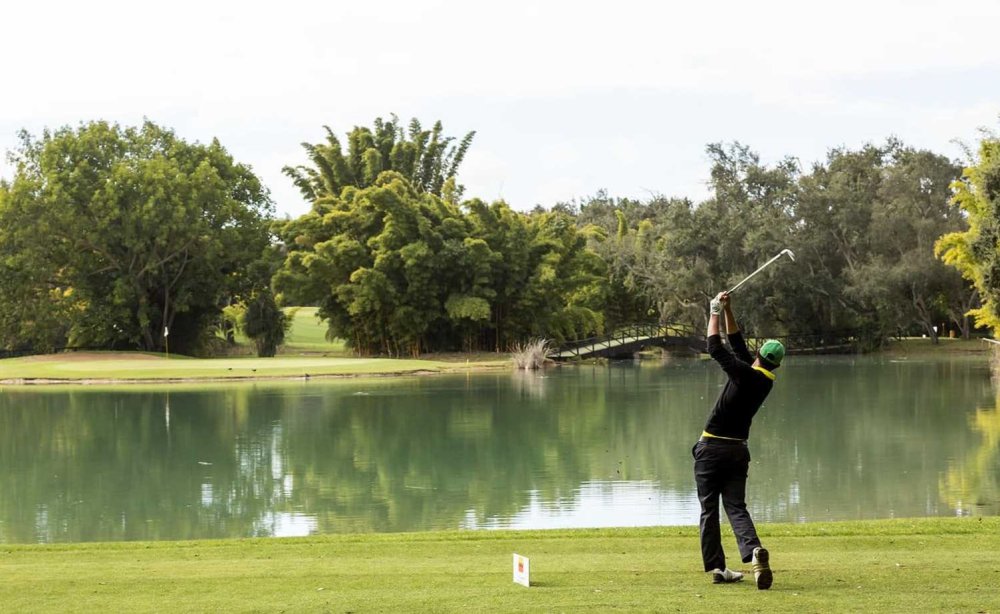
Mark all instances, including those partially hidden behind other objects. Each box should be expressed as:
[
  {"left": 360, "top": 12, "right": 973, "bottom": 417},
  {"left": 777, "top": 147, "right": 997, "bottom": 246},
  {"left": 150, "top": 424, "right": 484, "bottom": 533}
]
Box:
[
  {"left": 1, "top": 116, "right": 996, "bottom": 357},
  {"left": 579, "top": 139, "right": 976, "bottom": 347}
]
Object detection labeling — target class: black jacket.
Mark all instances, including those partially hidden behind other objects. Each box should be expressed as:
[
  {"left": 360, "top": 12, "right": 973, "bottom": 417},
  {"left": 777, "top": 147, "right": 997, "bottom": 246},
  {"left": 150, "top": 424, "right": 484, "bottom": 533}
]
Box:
[{"left": 703, "top": 332, "right": 774, "bottom": 440}]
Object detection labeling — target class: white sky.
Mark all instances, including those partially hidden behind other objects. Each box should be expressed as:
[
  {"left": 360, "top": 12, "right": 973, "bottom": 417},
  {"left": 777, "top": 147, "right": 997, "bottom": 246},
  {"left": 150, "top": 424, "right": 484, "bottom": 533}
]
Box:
[{"left": 2, "top": 0, "right": 998, "bottom": 217}]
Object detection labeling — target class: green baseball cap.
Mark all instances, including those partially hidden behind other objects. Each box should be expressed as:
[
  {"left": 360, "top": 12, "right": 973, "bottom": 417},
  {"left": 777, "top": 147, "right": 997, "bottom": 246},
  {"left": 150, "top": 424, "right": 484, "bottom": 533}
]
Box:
[{"left": 759, "top": 339, "right": 785, "bottom": 367}]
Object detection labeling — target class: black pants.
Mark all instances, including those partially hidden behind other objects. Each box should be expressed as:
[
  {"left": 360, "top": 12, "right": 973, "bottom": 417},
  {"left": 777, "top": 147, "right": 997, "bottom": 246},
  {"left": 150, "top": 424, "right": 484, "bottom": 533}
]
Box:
[{"left": 692, "top": 439, "right": 762, "bottom": 571}]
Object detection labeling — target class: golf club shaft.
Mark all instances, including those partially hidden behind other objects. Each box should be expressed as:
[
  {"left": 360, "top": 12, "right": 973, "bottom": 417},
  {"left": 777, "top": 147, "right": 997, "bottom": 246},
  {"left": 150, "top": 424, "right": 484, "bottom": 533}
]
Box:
[{"left": 727, "top": 253, "right": 785, "bottom": 294}]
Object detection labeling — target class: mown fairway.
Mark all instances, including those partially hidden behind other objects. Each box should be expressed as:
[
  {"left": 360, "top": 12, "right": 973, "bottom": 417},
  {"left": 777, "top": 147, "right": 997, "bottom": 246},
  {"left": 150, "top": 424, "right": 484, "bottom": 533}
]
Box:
[
  {"left": 1, "top": 518, "right": 997, "bottom": 613},
  {"left": 0, "top": 306, "right": 512, "bottom": 382},
  {"left": 0, "top": 353, "right": 505, "bottom": 382},
  {"left": 281, "top": 307, "right": 348, "bottom": 354}
]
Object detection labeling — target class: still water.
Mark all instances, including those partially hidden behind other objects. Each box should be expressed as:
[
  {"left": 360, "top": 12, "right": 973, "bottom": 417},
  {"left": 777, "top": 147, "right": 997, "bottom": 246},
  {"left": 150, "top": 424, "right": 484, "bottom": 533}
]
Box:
[{"left": 1, "top": 355, "right": 997, "bottom": 543}]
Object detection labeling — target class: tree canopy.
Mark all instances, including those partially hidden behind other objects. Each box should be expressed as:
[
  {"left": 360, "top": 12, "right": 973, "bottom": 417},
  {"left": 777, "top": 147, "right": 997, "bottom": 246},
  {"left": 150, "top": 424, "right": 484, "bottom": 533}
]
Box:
[
  {"left": 0, "top": 121, "right": 275, "bottom": 354},
  {"left": 273, "top": 171, "right": 607, "bottom": 356},
  {"left": 578, "top": 140, "right": 973, "bottom": 346},
  {"left": 936, "top": 133, "right": 1000, "bottom": 336},
  {"left": 283, "top": 116, "right": 475, "bottom": 202}
]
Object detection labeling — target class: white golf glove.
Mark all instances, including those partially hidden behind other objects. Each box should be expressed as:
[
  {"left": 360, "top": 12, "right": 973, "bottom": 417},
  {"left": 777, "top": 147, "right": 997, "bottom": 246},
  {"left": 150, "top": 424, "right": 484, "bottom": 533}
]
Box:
[{"left": 710, "top": 298, "right": 722, "bottom": 315}]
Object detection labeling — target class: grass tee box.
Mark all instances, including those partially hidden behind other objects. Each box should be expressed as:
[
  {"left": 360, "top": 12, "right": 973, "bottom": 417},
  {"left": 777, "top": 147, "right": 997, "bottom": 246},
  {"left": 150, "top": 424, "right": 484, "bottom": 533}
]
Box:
[{"left": 1, "top": 518, "right": 998, "bottom": 612}]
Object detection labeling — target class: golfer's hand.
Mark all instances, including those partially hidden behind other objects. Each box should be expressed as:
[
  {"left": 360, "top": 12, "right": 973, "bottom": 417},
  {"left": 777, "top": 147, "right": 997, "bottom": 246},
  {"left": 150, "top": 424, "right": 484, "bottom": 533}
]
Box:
[
  {"left": 710, "top": 294, "right": 723, "bottom": 315},
  {"left": 717, "top": 292, "right": 730, "bottom": 307}
]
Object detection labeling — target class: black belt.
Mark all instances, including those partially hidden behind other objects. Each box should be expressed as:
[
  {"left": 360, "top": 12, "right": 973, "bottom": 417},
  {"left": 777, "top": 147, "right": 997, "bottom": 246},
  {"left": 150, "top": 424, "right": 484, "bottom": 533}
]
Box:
[{"left": 698, "top": 436, "right": 747, "bottom": 446}]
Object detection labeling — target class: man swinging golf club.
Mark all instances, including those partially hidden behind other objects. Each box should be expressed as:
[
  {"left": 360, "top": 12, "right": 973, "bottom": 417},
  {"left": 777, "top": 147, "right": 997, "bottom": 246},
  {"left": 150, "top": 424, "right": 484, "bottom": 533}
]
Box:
[{"left": 694, "top": 290, "right": 783, "bottom": 589}]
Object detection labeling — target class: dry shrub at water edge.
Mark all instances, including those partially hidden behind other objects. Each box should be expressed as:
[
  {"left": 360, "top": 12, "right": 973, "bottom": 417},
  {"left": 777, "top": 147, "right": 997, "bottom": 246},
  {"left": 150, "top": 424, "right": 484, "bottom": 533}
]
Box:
[{"left": 511, "top": 338, "right": 552, "bottom": 370}]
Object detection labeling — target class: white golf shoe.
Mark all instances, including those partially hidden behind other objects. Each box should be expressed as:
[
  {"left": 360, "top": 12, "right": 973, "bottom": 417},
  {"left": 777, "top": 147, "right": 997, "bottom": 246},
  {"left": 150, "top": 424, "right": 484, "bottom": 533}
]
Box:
[
  {"left": 752, "top": 547, "right": 772, "bottom": 590},
  {"left": 711, "top": 568, "right": 744, "bottom": 584}
]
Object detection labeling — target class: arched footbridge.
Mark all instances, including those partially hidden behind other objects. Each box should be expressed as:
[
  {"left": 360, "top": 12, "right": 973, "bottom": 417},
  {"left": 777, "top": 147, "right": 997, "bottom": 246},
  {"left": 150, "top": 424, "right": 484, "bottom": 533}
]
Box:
[
  {"left": 549, "top": 324, "right": 856, "bottom": 360},
  {"left": 549, "top": 323, "right": 704, "bottom": 360}
]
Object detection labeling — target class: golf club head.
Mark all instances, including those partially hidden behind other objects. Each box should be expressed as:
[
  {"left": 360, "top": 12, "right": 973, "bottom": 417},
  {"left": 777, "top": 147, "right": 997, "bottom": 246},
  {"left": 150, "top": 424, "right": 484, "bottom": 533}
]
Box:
[{"left": 782, "top": 248, "right": 796, "bottom": 262}]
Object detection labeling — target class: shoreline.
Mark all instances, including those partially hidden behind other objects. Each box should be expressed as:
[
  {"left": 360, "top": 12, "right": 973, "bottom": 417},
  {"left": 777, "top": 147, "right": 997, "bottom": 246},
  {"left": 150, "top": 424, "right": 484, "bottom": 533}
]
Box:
[
  {"left": 0, "top": 368, "right": 472, "bottom": 386},
  {"left": 0, "top": 364, "right": 514, "bottom": 386},
  {"left": 0, "top": 338, "right": 987, "bottom": 386},
  {"left": 0, "top": 350, "right": 512, "bottom": 386}
]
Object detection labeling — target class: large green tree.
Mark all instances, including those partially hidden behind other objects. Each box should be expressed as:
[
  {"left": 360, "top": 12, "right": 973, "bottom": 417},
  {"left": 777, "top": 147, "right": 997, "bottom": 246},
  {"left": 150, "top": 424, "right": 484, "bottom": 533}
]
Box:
[
  {"left": 796, "top": 142, "right": 970, "bottom": 345},
  {"left": 574, "top": 193, "right": 663, "bottom": 329},
  {"left": 242, "top": 289, "right": 290, "bottom": 357},
  {"left": 851, "top": 148, "right": 968, "bottom": 341},
  {"left": 0, "top": 121, "right": 275, "bottom": 354},
  {"left": 274, "top": 171, "right": 494, "bottom": 356},
  {"left": 580, "top": 143, "right": 800, "bottom": 334},
  {"left": 274, "top": 172, "right": 608, "bottom": 356},
  {"left": 463, "top": 200, "right": 607, "bottom": 350},
  {"left": 276, "top": 115, "right": 608, "bottom": 355},
  {"left": 937, "top": 133, "right": 1000, "bottom": 336},
  {"left": 583, "top": 197, "right": 705, "bottom": 329},
  {"left": 793, "top": 144, "right": 888, "bottom": 340}
]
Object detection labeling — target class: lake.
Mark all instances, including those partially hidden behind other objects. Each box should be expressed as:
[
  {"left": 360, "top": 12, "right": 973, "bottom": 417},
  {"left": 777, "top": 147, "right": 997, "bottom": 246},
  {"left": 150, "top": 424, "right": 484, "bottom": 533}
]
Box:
[{"left": 1, "top": 354, "right": 997, "bottom": 543}]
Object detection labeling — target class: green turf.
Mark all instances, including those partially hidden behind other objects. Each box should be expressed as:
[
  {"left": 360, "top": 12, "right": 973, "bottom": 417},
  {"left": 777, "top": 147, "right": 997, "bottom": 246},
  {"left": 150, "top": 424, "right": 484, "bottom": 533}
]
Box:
[
  {"left": 224, "top": 306, "right": 346, "bottom": 354},
  {"left": 0, "top": 354, "right": 506, "bottom": 382},
  {"left": 882, "top": 336, "right": 989, "bottom": 357},
  {"left": 281, "top": 307, "right": 347, "bottom": 353},
  {"left": 0, "top": 518, "right": 997, "bottom": 612},
  {"left": 1, "top": 323, "right": 984, "bottom": 383}
]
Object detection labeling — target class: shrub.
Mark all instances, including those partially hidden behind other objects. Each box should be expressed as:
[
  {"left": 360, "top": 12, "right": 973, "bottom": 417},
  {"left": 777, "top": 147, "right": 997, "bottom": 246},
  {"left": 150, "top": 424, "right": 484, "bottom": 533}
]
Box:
[{"left": 511, "top": 338, "right": 552, "bottom": 370}]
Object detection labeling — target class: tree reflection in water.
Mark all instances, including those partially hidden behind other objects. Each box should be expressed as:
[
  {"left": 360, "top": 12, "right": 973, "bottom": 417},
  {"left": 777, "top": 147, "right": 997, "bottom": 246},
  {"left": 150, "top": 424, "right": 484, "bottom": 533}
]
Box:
[{"left": 0, "top": 356, "right": 995, "bottom": 544}]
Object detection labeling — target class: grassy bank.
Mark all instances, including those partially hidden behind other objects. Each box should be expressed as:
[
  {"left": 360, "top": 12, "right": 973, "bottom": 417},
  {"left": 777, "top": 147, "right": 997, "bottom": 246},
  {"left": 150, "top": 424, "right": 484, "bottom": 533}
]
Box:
[
  {"left": 0, "top": 306, "right": 513, "bottom": 383},
  {"left": 1, "top": 518, "right": 997, "bottom": 612},
  {"left": 0, "top": 353, "right": 507, "bottom": 383},
  {"left": 882, "top": 336, "right": 989, "bottom": 358},
  {"left": 0, "top": 323, "right": 988, "bottom": 384}
]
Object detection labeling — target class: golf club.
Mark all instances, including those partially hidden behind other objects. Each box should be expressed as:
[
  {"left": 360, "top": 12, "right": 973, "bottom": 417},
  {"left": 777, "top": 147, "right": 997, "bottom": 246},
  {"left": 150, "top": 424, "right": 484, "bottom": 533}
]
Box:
[{"left": 727, "top": 249, "right": 796, "bottom": 294}]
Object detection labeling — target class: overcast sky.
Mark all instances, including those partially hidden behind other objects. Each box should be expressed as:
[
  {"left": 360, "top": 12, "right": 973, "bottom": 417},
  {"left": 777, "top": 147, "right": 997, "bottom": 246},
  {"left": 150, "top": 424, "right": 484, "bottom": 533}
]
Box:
[{"left": 2, "top": 0, "right": 999, "bottom": 218}]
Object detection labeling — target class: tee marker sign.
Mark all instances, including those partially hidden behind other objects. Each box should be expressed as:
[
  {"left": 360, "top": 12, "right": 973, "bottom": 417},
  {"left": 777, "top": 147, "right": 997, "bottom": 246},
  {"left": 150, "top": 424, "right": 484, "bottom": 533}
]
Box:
[{"left": 513, "top": 553, "right": 530, "bottom": 587}]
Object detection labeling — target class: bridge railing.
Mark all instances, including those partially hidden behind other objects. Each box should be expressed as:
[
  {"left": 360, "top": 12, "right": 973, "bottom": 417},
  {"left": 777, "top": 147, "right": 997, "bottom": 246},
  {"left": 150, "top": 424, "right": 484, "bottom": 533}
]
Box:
[
  {"left": 552, "top": 324, "right": 864, "bottom": 360},
  {"left": 551, "top": 322, "right": 701, "bottom": 359},
  {"left": 789, "top": 332, "right": 858, "bottom": 353},
  {"left": 742, "top": 330, "right": 860, "bottom": 354}
]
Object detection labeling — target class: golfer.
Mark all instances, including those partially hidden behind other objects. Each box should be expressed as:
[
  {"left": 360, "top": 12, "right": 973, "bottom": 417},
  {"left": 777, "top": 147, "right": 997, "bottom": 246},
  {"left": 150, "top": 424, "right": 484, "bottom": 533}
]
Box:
[{"left": 693, "top": 291, "right": 783, "bottom": 589}]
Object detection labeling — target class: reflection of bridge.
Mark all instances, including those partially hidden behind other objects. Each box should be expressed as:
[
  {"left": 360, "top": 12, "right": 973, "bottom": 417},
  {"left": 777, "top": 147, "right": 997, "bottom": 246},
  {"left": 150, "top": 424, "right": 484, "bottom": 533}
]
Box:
[{"left": 550, "top": 323, "right": 704, "bottom": 360}]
